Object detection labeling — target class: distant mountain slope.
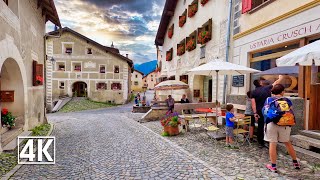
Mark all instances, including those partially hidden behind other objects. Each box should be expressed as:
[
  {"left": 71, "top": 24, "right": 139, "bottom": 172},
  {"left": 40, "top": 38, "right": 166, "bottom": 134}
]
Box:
[{"left": 134, "top": 60, "right": 157, "bottom": 76}]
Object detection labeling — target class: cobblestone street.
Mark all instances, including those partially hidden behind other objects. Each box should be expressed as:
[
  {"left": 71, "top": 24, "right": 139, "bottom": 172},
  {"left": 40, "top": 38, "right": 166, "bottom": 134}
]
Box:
[{"left": 10, "top": 104, "right": 224, "bottom": 179}]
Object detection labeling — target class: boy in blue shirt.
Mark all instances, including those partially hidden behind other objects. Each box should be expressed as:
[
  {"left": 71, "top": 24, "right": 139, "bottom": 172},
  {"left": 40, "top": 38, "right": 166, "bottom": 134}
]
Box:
[{"left": 225, "top": 104, "right": 244, "bottom": 147}]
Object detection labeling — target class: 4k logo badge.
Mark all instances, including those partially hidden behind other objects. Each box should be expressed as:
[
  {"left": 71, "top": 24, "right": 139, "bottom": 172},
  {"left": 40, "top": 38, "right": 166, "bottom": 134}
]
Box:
[{"left": 18, "top": 136, "right": 55, "bottom": 164}]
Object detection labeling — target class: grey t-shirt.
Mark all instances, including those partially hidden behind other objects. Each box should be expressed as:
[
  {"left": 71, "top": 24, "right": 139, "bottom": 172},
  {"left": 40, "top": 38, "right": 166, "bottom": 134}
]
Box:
[{"left": 244, "top": 98, "right": 254, "bottom": 115}]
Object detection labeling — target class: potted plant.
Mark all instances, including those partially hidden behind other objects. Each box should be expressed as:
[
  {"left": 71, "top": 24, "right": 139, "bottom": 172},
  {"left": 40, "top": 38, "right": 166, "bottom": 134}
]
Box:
[
  {"left": 186, "top": 38, "right": 196, "bottom": 51},
  {"left": 179, "top": 15, "right": 186, "bottom": 27},
  {"left": 198, "top": 30, "right": 211, "bottom": 44},
  {"left": 201, "top": 0, "right": 209, "bottom": 6},
  {"left": 1, "top": 108, "right": 15, "bottom": 129},
  {"left": 188, "top": 2, "right": 198, "bottom": 18},
  {"left": 177, "top": 44, "right": 185, "bottom": 56},
  {"left": 161, "top": 112, "right": 181, "bottom": 136},
  {"left": 36, "top": 75, "right": 43, "bottom": 85}
]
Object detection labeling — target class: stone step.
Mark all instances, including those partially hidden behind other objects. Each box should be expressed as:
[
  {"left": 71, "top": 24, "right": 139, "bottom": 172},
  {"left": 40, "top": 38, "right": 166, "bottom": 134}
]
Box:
[
  {"left": 291, "top": 134, "right": 320, "bottom": 152},
  {"left": 1, "top": 127, "right": 23, "bottom": 147},
  {"left": 1, "top": 127, "right": 10, "bottom": 135},
  {"left": 300, "top": 130, "right": 320, "bottom": 140},
  {"left": 278, "top": 143, "right": 320, "bottom": 164},
  {"left": 3, "top": 131, "right": 32, "bottom": 151}
]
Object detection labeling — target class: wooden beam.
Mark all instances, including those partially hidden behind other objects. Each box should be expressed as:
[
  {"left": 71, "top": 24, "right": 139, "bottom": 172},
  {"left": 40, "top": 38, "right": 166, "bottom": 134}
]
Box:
[
  {"left": 250, "top": 49, "right": 296, "bottom": 63},
  {"left": 165, "top": 10, "right": 174, "bottom": 16}
]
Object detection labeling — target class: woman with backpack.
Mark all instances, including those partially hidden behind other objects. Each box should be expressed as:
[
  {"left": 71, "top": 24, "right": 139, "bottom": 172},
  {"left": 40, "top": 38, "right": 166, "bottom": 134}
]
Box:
[{"left": 263, "top": 84, "right": 300, "bottom": 173}]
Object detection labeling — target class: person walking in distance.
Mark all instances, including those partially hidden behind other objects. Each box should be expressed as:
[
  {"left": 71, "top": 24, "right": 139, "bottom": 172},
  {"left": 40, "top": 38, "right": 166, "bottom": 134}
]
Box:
[
  {"left": 251, "top": 75, "right": 284, "bottom": 148},
  {"left": 165, "top": 95, "right": 175, "bottom": 114}
]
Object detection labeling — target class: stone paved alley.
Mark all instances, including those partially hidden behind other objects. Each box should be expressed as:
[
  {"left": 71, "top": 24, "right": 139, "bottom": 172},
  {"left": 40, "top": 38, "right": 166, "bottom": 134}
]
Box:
[{"left": 10, "top": 104, "right": 223, "bottom": 179}]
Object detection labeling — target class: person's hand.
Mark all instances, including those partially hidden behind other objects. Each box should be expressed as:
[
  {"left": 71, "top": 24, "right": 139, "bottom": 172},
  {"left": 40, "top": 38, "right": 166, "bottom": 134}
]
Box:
[{"left": 254, "top": 113, "right": 260, "bottom": 121}]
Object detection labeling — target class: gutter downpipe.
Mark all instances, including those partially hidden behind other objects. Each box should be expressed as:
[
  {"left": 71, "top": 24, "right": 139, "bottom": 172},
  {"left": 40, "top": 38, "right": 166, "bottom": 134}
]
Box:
[
  {"left": 223, "top": 0, "right": 233, "bottom": 104},
  {"left": 44, "top": 27, "right": 62, "bottom": 116}
]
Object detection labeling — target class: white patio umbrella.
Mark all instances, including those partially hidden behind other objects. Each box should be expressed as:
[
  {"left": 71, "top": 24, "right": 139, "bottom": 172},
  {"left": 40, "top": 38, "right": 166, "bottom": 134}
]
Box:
[
  {"left": 154, "top": 80, "right": 189, "bottom": 90},
  {"left": 188, "top": 59, "right": 260, "bottom": 121},
  {"left": 276, "top": 40, "right": 320, "bottom": 66}
]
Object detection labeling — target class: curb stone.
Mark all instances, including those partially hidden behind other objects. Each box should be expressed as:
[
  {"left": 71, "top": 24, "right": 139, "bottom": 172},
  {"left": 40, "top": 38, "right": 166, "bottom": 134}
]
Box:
[{"left": 1, "top": 123, "right": 55, "bottom": 180}]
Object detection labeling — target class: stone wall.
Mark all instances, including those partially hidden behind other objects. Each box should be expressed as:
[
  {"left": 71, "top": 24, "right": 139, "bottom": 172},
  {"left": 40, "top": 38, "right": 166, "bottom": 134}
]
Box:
[{"left": 0, "top": 0, "right": 46, "bottom": 133}]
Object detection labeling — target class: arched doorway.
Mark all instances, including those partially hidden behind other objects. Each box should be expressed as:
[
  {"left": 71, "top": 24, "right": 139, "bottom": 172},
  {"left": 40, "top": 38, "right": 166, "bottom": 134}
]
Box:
[
  {"left": 0, "top": 58, "right": 25, "bottom": 128},
  {"left": 72, "top": 82, "right": 87, "bottom": 97}
]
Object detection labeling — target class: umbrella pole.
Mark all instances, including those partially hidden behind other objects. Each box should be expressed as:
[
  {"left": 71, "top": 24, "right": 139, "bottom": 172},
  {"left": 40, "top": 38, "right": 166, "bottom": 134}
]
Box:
[{"left": 216, "top": 70, "right": 219, "bottom": 127}]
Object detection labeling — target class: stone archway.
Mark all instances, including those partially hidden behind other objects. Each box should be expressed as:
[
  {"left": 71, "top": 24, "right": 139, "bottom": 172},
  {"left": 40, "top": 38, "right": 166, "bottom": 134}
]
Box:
[
  {"left": 0, "top": 58, "right": 25, "bottom": 127},
  {"left": 0, "top": 36, "right": 28, "bottom": 127},
  {"left": 72, "top": 81, "right": 87, "bottom": 97}
]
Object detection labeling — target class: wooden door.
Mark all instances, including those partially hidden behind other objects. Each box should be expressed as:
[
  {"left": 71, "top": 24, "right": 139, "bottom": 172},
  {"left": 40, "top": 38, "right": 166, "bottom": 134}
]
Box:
[{"left": 309, "top": 84, "right": 320, "bottom": 130}]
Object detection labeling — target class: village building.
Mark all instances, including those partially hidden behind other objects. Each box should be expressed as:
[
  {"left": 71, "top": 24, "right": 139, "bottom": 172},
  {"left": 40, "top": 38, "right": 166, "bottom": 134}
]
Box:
[
  {"left": 0, "top": 0, "right": 60, "bottom": 151},
  {"left": 46, "top": 27, "right": 133, "bottom": 110},
  {"left": 143, "top": 70, "right": 158, "bottom": 90},
  {"left": 229, "top": 0, "right": 320, "bottom": 133},
  {"left": 155, "top": 0, "right": 230, "bottom": 102},
  {"left": 131, "top": 70, "right": 144, "bottom": 92}
]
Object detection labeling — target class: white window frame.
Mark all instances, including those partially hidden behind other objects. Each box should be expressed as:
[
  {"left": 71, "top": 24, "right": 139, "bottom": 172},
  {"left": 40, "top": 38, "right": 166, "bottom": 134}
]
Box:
[
  {"left": 99, "top": 64, "right": 106, "bottom": 74},
  {"left": 113, "top": 65, "right": 120, "bottom": 74},
  {"left": 59, "top": 81, "right": 65, "bottom": 90},
  {"left": 86, "top": 47, "right": 93, "bottom": 55},
  {"left": 71, "top": 61, "right": 82, "bottom": 72},
  {"left": 55, "top": 61, "right": 66, "bottom": 71},
  {"left": 62, "top": 42, "right": 74, "bottom": 55},
  {"left": 96, "top": 82, "right": 107, "bottom": 91}
]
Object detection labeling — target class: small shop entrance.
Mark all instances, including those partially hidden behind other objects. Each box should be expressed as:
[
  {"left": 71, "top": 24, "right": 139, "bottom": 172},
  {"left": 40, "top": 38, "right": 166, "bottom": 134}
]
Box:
[{"left": 72, "top": 82, "right": 87, "bottom": 97}]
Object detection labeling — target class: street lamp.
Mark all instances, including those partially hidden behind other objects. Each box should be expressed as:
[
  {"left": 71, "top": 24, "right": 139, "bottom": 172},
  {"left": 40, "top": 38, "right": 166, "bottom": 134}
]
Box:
[{"left": 50, "top": 56, "right": 55, "bottom": 71}]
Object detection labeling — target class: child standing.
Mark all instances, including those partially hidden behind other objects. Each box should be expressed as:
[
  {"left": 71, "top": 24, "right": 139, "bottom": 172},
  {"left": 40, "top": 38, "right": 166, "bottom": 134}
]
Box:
[
  {"left": 226, "top": 104, "right": 236, "bottom": 147},
  {"left": 244, "top": 91, "right": 255, "bottom": 142}
]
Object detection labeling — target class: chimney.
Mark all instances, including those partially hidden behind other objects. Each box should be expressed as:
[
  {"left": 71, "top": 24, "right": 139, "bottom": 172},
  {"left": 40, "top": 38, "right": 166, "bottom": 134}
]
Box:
[{"left": 126, "top": 54, "right": 128, "bottom": 58}]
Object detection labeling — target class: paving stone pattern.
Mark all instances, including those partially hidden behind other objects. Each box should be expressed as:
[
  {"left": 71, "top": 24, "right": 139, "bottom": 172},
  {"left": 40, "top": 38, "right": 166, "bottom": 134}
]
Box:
[
  {"left": 10, "top": 105, "right": 223, "bottom": 179},
  {"left": 143, "top": 121, "right": 320, "bottom": 180}
]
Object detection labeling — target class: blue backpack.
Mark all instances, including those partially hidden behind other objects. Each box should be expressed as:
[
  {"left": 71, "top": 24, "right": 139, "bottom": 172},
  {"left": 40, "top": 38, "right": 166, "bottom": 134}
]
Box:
[{"left": 262, "top": 97, "right": 295, "bottom": 126}]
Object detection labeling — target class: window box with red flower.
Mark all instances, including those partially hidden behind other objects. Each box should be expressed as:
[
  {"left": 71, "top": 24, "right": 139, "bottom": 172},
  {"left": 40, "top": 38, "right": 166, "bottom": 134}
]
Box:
[
  {"left": 198, "top": 30, "right": 211, "bottom": 44},
  {"left": 201, "top": 0, "right": 209, "bottom": 6},
  {"left": 177, "top": 41, "right": 186, "bottom": 56},
  {"left": 186, "top": 36, "right": 196, "bottom": 52},
  {"left": 33, "top": 61, "right": 44, "bottom": 86},
  {"left": 168, "top": 24, "right": 174, "bottom": 39},
  {"left": 188, "top": 0, "right": 198, "bottom": 18},
  {"left": 198, "top": 19, "right": 212, "bottom": 44},
  {"left": 166, "top": 48, "right": 173, "bottom": 61},
  {"left": 179, "top": 15, "right": 186, "bottom": 27}
]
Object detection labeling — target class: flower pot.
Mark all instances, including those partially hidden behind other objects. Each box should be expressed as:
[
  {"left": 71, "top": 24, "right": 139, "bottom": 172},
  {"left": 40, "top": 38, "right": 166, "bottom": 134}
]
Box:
[
  {"left": 220, "top": 109, "right": 226, "bottom": 116},
  {"left": 164, "top": 126, "right": 179, "bottom": 136}
]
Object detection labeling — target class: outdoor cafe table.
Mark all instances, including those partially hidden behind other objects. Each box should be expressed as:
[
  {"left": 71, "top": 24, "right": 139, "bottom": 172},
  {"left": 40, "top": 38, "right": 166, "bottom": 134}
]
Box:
[{"left": 194, "top": 108, "right": 222, "bottom": 126}]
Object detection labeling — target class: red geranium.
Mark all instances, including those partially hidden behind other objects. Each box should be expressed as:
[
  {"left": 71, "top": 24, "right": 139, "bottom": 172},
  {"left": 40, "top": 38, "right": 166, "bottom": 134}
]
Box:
[
  {"left": 186, "top": 38, "right": 196, "bottom": 51},
  {"left": 36, "top": 75, "right": 43, "bottom": 84},
  {"left": 188, "top": 3, "right": 198, "bottom": 17},
  {"left": 201, "top": 0, "right": 209, "bottom": 6},
  {"left": 198, "top": 31, "right": 211, "bottom": 44},
  {"left": 177, "top": 44, "right": 185, "bottom": 56},
  {"left": 179, "top": 16, "right": 186, "bottom": 27},
  {"left": 1, "top": 108, "right": 8, "bottom": 115}
]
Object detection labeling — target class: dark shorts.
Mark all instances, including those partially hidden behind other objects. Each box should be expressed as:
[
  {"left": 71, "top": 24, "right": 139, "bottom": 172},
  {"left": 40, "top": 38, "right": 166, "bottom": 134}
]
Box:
[
  {"left": 226, "top": 126, "right": 234, "bottom": 138},
  {"left": 245, "top": 114, "right": 255, "bottom": 127}
]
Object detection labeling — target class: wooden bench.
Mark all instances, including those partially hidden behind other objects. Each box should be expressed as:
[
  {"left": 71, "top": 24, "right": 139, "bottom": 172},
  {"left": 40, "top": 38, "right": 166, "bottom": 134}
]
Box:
[{"left": 151, "top": 100, "right": 180, "bottom": 107}]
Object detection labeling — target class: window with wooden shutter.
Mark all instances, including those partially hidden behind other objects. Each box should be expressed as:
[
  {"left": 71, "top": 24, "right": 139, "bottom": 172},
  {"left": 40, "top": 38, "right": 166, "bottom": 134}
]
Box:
[
  {"left": 242, "top": 0, "right": 252, "bottom": 14},
  {"left": 33, "top": 61, "right": 44, "bottom": 86}
]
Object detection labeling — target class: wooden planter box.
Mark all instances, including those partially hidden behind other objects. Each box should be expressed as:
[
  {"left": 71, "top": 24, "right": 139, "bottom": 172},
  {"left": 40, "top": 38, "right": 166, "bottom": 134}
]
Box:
[{"left": 164, "top": 126, "right": 179, "bottom": 136}]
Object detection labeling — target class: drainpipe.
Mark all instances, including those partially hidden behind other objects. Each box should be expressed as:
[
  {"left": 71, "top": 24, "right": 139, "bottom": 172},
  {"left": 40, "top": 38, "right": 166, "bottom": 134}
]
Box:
[
  {"left": 222, "top": 0, "right": 233, "bottom": 104},
  {"left": 43, "top": 27, "right": 62, "bottom": 117}
]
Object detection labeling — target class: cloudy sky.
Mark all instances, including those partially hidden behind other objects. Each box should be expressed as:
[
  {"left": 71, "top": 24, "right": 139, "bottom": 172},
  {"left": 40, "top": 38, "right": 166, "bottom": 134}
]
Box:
[{"left": 48, "top": 0, "right": 165, "bottom": 64}]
